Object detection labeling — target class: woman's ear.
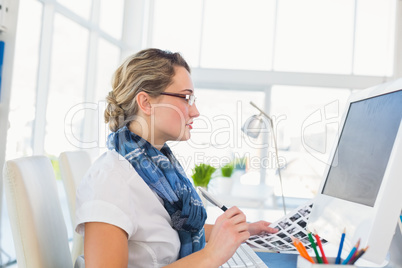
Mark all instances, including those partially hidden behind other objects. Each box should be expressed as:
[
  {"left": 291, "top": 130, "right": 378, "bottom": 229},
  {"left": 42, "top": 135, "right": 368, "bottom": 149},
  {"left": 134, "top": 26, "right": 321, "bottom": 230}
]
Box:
[{"left": 136, "top": 92, "right": 153, "bottom": 116}]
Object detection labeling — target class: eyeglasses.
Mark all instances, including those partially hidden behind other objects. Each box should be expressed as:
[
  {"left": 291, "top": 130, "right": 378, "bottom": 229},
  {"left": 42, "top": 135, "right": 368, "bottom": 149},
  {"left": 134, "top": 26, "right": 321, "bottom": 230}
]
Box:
[{"left": 160, "top": 92, "right": 197, "bottom": 106}]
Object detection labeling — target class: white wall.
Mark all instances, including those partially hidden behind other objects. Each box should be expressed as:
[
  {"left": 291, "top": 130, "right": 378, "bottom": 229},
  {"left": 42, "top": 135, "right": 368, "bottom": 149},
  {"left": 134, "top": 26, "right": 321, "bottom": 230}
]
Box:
[{"left": 0, "top": 0, "right": 20, "bottom": 238}]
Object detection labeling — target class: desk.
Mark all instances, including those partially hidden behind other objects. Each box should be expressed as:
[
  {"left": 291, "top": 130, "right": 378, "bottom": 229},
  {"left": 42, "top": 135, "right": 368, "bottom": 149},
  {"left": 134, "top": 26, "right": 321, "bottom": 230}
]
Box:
[
  {"left": 257, "top": 252, "right": 298, "bottom": 268},
  {"left": 256, "top": 252, "right": 398, "bottom": 268}
]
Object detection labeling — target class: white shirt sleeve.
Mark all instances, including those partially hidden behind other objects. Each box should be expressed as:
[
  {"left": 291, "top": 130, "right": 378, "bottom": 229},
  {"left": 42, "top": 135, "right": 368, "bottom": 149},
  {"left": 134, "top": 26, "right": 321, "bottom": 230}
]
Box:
[
  {"left": 75, "top": 150, "right": 181, "bottom": 267},
  {"left": 75, "top": 151, "right": 138, "bottom": 238}
]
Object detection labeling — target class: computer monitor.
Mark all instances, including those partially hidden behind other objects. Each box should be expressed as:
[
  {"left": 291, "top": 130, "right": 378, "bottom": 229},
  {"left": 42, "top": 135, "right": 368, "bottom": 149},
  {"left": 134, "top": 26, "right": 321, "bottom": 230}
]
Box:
[{"left": 307, "top": 79, "right": 402, "bottom": 266}]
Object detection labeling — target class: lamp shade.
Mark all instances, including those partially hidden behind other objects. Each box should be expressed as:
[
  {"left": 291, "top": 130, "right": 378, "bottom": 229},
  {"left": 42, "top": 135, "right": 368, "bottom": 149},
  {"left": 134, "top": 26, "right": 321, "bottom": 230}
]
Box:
[{"left": 241, "top": 114, "right": 272, "bottom": 139}]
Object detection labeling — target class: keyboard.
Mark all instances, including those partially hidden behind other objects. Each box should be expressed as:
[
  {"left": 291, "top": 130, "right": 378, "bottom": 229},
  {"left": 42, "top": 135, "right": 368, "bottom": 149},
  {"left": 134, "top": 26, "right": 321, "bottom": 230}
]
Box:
[{"left": 220, "top": 243, "right": 268, "bottom": 268}]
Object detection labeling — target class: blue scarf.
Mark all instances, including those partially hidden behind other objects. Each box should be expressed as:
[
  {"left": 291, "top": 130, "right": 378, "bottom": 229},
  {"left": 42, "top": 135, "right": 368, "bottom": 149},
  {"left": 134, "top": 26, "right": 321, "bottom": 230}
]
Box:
[{"left": 107, "top": 126, "right": 207, "bottom": 258}]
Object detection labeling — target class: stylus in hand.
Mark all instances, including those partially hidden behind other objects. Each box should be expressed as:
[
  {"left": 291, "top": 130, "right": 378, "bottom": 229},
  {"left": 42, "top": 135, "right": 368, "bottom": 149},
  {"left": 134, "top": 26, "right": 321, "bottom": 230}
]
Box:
[{"left": 197, "top": 187, "right": 228, "bottom": 211}]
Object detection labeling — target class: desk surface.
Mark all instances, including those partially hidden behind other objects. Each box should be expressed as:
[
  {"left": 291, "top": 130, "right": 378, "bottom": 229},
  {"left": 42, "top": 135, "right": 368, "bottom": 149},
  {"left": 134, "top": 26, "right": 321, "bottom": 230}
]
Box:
[
  {"left": 256, "top": 252, "right": 398, "bottom": 268},
  {"left": 256, "top": 252, "right": 298, "bottom": 268}
]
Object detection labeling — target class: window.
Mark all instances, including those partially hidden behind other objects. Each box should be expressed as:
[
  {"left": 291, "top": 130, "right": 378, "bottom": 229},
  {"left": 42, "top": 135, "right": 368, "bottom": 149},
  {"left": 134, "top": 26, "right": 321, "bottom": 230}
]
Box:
[
  {"left": 6, "top": 0, "right": 42, "bottom": 159},
  {"left": 353, "top": 0, "right": 396, "bottom": 76},
  {"left": 11, "top": 0, "right": 126, "bottom": 159},
  {"left": 151, "top": 0, "right": 396, "bottom": 76},
  {"left": 100, "top": 0, "right": 124, "bottom": 40},
  {"left": 150, "top": 0, "right": 397, "bottom": 199},
  {"left": 274, "top": 0, "right": 354, "bottom": 74},
  {"left": 152, "top": 0, "right": 203, "bottom": 66},
  {"left": 170, "top": 88, "right": 266, "bottom": 176},
  {"left": 57, "top": 0, "right": 92, "bottom": 20},
  {"left": 4, "top": 0, "right": 124, "bottom": 263},
  {"left": 270, "top": 85, "right": 351, "bottom": 197},
  {"left": 45, "top": 14, "right": 89, "bottom": 156},
  {"left": 95, "top": 38, "right": 121, "bottom": 103},
  {"left": 91, "top": 38, "right": 121, "bottom": 149},
  {"left": 201, "top": 0, "right": 276, "bottom": 70}
]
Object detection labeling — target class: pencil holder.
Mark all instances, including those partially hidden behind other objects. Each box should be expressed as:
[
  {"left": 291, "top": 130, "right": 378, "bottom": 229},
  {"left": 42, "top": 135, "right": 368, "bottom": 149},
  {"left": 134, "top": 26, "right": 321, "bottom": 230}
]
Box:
[{"left": 297, "top": 256, "right": 356, "bottom": 267}]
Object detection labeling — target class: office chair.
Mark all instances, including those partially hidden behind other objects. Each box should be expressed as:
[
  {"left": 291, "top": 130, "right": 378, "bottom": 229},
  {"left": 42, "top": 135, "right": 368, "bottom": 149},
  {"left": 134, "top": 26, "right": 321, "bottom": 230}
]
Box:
[
  {"left": 3, "top": 156, "right": 73, "bottom": 268},
  {"left": 59, "top": 151, "right": 91, "bottom": 263}
]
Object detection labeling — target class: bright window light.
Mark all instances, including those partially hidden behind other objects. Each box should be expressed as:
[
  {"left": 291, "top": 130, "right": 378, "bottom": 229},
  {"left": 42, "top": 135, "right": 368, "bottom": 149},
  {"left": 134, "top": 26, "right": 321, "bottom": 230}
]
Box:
[
  {"left": 274, "top": 0, "right": 354, "bottom": 74},
  {"left": 45, "top": 14, "right": 89, "bottom": 157},
  {"left": 353, "top": 0, "right": 396, "bottom": 76},
  {"left": 152, "top": 0, "right": 203, "bottom": 67},
  {"left": 95, "top": 38, "right": 121, "bottom": 103},
  {"left": 151, "top": 0, "right": 396, "bottom": 76},
  {"left": 6, "top": 0, "right": 42, "bottom": 160},
  {"left": 100, "top": 0, "right": 124, "bottom": 40},
  {"left": 169, "top": 88, "right": 265, "bottom": 175},
  {"left": 270, "top": 85, "right": 351, "bottom": 195},
  {"left": 200, "top": 0, "right": 275, "bottom": 70},
  {"left": 57, "top": 0, "right": 92, "bottom": 20}
]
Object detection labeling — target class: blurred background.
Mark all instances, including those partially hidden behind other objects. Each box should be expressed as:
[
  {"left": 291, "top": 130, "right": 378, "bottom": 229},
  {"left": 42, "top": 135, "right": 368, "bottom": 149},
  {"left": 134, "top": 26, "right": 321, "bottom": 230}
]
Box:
[{"left": 0, "top": 0, "right": 401, "bottom": 266}]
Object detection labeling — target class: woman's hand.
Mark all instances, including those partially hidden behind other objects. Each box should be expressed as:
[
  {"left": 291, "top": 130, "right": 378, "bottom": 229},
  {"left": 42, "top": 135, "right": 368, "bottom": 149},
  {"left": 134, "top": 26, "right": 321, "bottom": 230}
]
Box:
[
  {"left": 203, "top": 206, "right": 250, "bottom": 266},
  {"left": 168, "top": 211, "right": 279, "bottom": 267},
  {"left": 248, "top": 220, "right": 279, "bottom": 236}
]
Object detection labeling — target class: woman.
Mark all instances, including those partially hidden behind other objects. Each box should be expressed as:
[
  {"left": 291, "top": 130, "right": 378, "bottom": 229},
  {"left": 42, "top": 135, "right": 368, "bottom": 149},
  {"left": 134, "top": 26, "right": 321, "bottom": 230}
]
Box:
[{"left": 75, "top": 48, "right": 277, "bottom": 268}]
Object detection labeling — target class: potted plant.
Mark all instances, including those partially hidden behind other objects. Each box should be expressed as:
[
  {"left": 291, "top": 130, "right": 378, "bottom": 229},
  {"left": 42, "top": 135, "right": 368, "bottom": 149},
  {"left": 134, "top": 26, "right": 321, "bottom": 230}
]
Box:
[
  {"left": 192, "top": 163, "right": 217, "bottom": 207},
  {"left": 216, "top": 162, "right": 235, "bottom": 195},
  {"left": 191, "top": 163, "right": 217, "bottom": 188},
  {"left": 221, "top": 162, "right": 235, "bottom": 178}
]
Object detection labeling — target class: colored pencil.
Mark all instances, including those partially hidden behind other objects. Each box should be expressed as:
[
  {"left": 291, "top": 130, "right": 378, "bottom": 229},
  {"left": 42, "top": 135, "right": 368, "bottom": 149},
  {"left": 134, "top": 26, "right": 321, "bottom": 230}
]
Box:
[
  {"left": 342, "top": 239, "right": 360, "bottom": 265},
  {"left": 314, "top": 232, "right": 329, "bottom": 264},
  {"left": 350, "top": 246, "right": 369, "bottom": 264},
  {"left": 292, "top": 237, "right": 315, "bottom": 263},
  {"left": 308, "top": 232, "right": 323, "bottom": 263},
  {"left": 335, "top": 228, "right": 346, "bottom": 264}
]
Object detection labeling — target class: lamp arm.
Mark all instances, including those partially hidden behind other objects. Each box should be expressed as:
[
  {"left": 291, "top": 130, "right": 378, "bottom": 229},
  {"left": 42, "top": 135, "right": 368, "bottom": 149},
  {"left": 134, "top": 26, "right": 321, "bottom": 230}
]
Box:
[
  {"left": 249, "top": 101, "right": 287, "bottom": 215},
  {"left": 250, "top": 101, "right": 273, "bottom": 127},
  {"left": 271, "top": 129, "right": 287, "bottom": 215}
]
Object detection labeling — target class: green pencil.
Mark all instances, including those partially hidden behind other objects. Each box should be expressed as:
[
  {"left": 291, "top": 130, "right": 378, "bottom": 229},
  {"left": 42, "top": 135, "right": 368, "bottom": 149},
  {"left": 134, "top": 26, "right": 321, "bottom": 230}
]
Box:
[{"left": 308, "top": 232, "right": 323, "bottom": 263}]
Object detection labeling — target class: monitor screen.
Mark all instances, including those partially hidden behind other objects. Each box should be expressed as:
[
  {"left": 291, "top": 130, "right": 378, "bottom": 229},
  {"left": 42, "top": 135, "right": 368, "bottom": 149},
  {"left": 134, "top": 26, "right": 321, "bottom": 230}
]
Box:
[{"left": 322, "top": 90, "right": 402, "bottom": 207}]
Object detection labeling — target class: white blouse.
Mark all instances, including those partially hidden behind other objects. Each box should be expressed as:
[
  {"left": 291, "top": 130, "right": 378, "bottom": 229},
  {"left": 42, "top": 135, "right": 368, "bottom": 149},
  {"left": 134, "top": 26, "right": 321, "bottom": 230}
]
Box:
[{"left": 75, "top": 150, "right": 181, "bottom": 268}]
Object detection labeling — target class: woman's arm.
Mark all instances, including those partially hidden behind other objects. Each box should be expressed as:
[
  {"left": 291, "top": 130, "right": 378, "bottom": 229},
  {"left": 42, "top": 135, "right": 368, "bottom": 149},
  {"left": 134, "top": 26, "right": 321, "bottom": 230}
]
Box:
[
  {"left": 84, "top": 207, "right": 248, "bottom": 268},
  {"left": 84, "top": 222, "right": 129, "bottom": 268},
  {"left": 84, "top": 206, "right": 262, "bottom": 268},
  {"left": 204, "top": 223, "right": 213, "bottom": 242},
  {"left": 166, "top": 206, "right": 250, "bottom": 267}
]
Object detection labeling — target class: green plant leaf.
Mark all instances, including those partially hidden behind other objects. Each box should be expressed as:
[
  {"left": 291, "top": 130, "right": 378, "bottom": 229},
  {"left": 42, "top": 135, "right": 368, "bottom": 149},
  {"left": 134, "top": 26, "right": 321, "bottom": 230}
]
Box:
[
  {"left": 221, "top": 163, "right": 234, "bottom": 177},
  {"left": 191, "top": 163, "right": 217, "bottom": 187}
]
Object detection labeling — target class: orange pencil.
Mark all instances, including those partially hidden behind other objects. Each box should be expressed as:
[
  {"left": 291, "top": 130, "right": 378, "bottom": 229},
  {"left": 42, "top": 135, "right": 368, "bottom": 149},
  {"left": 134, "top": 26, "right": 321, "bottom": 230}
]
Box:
[
  {"left": 292, "top": 237, "right": 315, "bottom": 263},
  {"left": 293, "top": 239, "right": 309, "bottom": 260},
  {"left": 314, "top": 231, "right": 329, "bottom": 264}
]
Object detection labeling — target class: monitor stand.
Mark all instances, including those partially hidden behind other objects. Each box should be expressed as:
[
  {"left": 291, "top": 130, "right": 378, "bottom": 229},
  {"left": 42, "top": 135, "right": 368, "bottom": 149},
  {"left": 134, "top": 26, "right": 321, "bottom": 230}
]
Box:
[
  {"left": 385, "top": 220, "right": 402, "bottom": 268},
  {"left": 355, "top": 220, "right": 402, "bottom": 268}
]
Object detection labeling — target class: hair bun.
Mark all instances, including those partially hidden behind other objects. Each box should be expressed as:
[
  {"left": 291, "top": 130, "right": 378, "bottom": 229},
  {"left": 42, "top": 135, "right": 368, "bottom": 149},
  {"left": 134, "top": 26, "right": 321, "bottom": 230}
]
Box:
[{"left": 105, "top": 91, "right": 125, "bottom": 132}]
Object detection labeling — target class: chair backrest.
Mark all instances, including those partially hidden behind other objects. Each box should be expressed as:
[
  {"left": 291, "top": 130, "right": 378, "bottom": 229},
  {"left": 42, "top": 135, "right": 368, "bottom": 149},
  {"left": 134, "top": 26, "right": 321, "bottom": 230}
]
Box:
[
  {"left": 3, "top": 156, "right": 73, "bottom": 268},
  {"left": 59, "top": 151, "right": 91, "bottom": 227},
  {"left": 59, "top": 151, "right": 91, "bottom": 263}
]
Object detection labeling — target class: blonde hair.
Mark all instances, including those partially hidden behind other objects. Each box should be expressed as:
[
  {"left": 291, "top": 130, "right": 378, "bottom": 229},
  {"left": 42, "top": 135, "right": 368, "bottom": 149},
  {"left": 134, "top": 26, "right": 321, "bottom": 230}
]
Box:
[{"left": 104, "top": 48, "right": 190, "bottom": 132}]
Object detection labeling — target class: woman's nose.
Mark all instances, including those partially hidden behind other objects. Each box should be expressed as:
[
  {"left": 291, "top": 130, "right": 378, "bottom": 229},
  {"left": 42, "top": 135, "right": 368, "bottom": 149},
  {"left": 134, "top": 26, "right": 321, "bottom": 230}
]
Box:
[{"left": 190, "top": 103, "right": 200, "bottom": 118}]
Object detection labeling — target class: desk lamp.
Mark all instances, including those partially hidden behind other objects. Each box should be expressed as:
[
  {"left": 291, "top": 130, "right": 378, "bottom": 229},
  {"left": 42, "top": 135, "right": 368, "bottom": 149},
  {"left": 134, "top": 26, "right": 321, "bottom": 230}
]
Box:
[{"left": 241, "top": 101, "right": 287, "bottom": 214}]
